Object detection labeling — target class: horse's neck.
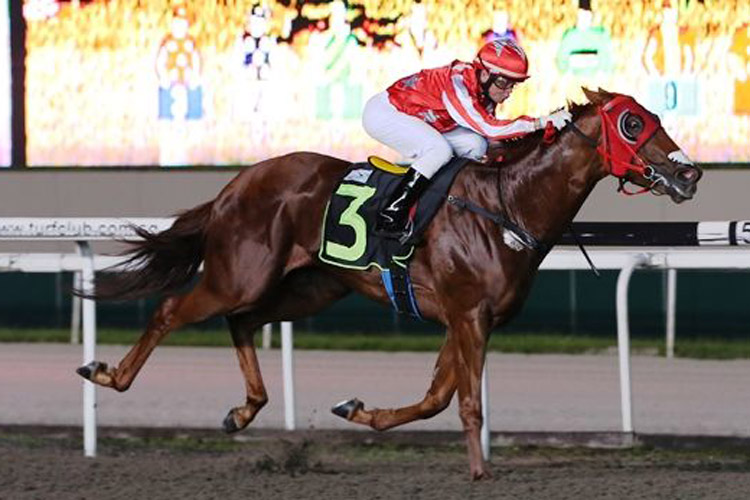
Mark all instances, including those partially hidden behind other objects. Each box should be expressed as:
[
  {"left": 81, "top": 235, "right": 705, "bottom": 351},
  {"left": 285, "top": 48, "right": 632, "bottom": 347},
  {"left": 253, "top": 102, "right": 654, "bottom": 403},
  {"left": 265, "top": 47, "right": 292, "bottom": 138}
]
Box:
[{"left": 501, "top": 112, "right": 605, "bottom": 244}]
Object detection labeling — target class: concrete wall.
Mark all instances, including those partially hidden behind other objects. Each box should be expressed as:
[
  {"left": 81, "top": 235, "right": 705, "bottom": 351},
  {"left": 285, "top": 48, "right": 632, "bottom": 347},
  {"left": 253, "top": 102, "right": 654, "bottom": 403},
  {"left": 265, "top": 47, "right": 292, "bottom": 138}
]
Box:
[
  {"left": 0, "top": 169, "right": 237, "bottom": 217},
  {"left": 0, "top": 167, "right": 747, "bottom": 251},
  {"left": 0, "top": 169, "right": 237, "bottom": 252}
]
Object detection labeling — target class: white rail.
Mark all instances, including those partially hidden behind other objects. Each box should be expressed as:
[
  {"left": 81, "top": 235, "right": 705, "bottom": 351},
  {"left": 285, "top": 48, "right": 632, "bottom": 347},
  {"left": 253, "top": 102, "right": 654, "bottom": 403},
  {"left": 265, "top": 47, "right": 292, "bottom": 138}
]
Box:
[
  {"left": 0, "top": 218, "right": 291, "bottom": 457},
  {"left": 539, "top": 247, "right": 750, "bottom": 439},
  {"left": 2, "top": 218, "right": 749, "bottom": 460}
]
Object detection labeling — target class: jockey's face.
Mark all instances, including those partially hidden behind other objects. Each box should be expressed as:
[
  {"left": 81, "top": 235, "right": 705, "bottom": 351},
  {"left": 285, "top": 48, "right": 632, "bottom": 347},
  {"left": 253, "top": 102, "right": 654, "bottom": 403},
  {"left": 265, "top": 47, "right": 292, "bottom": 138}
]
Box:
[{"left": 480, "top": 70, "right": 517, "bottom": 104}]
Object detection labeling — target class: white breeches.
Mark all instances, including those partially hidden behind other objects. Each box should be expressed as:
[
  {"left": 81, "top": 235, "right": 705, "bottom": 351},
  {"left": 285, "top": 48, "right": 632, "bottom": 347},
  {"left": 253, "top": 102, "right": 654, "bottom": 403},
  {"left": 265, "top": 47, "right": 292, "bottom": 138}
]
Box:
[{"left": 362, "top": 92, "right": 487, "bottom": 179}]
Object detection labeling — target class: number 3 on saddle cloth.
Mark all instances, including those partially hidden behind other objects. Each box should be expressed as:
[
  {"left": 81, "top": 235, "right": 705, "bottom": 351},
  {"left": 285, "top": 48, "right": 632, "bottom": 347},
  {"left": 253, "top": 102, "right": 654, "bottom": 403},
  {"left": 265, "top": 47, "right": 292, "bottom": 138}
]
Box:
[{"left": 318, "top": 156, "right": 469, "bottom": 319}]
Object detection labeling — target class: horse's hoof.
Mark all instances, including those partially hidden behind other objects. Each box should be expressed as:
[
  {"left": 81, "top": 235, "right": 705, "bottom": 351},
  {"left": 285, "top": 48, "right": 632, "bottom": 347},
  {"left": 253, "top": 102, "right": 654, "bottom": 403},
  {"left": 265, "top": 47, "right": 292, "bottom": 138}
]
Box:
[
  {"left": 331, "top": 398, "right": 364, "bottom": 420},
  {"left": 471, "top": 467, "right": 492, "bottom": 481},
  {"left": 76, "top": 361, "right": 106, "bottom": 381},
  {"left": 222, "top": 410, "right": 241, "bottom": 434}
]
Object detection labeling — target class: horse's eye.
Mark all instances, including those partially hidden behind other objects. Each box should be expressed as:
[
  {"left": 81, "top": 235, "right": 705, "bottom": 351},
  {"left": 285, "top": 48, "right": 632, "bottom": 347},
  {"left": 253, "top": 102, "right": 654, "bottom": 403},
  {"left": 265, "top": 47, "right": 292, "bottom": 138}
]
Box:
[{"left": 619, "top": 112, "right": 644, "bottom": 142}]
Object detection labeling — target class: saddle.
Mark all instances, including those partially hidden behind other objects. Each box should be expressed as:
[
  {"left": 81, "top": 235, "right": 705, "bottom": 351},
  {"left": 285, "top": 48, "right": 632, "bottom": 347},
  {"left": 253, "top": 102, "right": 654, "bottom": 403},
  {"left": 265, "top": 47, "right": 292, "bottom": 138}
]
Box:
[{"left": 318, "top": 155, "right": 468, "bottom": 317}]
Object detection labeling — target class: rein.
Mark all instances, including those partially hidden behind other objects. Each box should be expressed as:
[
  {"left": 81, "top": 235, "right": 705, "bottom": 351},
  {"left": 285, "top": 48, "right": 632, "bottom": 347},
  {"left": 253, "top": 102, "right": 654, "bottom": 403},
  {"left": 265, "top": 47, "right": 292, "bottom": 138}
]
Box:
[
  {"left": 446, "top": 192, "right": 598, "bottom": 277},
  {"left": 446, "top": 194, "right": 550, "bottom": 254},
  {"left": 444, "top": 114, "right": 593, "bottom": 259},
  {"left": 444, "top": 98, "right": 662, "bottom": 273}
]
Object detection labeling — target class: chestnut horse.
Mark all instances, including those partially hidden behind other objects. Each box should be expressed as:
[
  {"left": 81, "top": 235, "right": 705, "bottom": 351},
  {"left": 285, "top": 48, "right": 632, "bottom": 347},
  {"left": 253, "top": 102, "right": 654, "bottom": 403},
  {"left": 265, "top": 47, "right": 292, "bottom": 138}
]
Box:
[{"left": 77, "top": 88, "right": 702, "bottom": 479}]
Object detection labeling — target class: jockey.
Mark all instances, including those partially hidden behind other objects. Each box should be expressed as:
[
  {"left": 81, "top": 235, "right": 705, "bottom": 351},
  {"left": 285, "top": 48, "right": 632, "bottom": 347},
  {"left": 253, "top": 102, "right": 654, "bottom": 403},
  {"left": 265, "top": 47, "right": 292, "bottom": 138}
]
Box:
[{"left": 363, "top": 38, "right": 572, "bottom": 241}]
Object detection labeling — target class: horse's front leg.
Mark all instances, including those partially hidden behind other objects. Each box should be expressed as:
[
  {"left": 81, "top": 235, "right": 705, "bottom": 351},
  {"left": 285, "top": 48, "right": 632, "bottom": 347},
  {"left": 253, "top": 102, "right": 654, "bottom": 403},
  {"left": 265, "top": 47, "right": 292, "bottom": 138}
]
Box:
[
  {"left": 332, "top": 333, "right": 457, "bottom": 430},
  {"left": 451, "top": 312, "right": 491, "bottom": 480},
  {"left": 222, "top": 313, "right": 268, "bottom": 433}
]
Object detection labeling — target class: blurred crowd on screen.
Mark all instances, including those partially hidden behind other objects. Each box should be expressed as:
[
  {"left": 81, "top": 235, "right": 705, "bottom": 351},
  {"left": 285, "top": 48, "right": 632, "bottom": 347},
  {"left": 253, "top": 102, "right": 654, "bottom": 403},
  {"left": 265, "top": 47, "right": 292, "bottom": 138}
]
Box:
[{"left": 19, "top": 0, "right": 750, "bottom": 165}]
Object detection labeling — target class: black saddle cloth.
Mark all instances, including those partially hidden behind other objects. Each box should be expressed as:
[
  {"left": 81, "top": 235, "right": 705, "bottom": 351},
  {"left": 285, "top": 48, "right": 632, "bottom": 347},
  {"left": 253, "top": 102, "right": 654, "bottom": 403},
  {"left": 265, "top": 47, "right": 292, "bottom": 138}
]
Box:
[{"left": 318, "top": 156, "right": 469, "bottom": 271}]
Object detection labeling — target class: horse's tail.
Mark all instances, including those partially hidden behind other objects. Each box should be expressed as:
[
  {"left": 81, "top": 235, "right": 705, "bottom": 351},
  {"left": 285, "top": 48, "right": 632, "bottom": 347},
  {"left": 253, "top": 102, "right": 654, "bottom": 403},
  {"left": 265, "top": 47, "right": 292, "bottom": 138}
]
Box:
[{"left": 77, "top": 201, "right": 214, "bottom": 302}]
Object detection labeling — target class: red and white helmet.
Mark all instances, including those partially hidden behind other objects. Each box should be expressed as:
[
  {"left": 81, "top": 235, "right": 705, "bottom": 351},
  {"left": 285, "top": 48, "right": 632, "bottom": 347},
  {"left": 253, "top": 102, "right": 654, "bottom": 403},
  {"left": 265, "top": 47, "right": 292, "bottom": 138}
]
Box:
[{"left": 475, "top": 38, "right": 530, "bottom": 81}]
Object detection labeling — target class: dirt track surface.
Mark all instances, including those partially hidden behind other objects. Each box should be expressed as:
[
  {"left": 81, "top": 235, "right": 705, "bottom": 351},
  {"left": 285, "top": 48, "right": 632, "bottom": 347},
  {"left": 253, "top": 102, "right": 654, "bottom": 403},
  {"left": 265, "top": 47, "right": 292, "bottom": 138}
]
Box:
[{"left": 3, "top": 427, "right": 750, "bottom": 500}]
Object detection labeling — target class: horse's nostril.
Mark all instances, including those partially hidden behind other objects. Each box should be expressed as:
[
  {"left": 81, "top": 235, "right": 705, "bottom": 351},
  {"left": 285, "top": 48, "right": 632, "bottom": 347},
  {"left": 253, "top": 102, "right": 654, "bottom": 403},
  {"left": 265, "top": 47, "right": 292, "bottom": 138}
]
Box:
[{"left": 677, "top": 167, "right": 700, "bottom": 183}]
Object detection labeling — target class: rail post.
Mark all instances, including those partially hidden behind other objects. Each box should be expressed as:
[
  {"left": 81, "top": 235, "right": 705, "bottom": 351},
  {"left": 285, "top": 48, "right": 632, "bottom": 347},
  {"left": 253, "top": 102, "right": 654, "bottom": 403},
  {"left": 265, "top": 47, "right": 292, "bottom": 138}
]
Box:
[
  {"left": 281, "top": 321, "right": 296, "bottom": 430},
  {"left": 76, "top": 241, "right": 97, "bottom": 458},
  {"left": 480, "top": 364, "right": 490, "bottom": 460},
  {"left": 666, "top": 269, "right": 677, "bottom": 359},
  {"left": 615, "top": 255, "right": 645, "bottom": 434}
]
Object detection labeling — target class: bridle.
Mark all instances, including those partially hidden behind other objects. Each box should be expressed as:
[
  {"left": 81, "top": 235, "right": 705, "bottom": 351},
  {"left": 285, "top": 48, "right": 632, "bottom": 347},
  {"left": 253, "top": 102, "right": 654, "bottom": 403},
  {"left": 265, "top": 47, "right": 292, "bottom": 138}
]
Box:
[{"left": 565, "top": 95, "right": 669, "bottom": 196}]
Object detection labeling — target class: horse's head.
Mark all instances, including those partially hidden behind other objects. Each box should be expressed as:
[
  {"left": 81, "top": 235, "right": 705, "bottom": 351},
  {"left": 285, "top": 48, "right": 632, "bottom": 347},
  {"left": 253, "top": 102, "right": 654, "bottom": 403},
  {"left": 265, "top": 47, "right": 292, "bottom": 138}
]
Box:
[{"left": 582, "top": 88, "right": 703, "bottom": 203}]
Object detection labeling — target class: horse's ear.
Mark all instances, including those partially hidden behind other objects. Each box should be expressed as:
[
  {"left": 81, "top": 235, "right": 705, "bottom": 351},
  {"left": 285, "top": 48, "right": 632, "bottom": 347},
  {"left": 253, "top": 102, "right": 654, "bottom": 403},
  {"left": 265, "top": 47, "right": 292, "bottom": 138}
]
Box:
[
  {"left": 582, "top": 87, "right": 608, "bottom": 105},
  {"left": 581, "top": 87, "right": 615, "bottom": 106}
]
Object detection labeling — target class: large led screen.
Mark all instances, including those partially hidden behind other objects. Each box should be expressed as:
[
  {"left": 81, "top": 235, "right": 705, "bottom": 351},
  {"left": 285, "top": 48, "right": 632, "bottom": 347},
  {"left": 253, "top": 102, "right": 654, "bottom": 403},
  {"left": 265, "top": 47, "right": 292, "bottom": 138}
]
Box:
[{"left": 23, "top": 0, "right": 750, "bottom": 166}]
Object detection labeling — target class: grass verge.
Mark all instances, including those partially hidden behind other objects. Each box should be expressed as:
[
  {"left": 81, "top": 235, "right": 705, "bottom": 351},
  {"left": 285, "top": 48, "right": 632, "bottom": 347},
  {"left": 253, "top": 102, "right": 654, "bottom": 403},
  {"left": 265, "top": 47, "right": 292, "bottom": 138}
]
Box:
[{"left": 1, "top": 327, "right": 750, "bottom": 359}]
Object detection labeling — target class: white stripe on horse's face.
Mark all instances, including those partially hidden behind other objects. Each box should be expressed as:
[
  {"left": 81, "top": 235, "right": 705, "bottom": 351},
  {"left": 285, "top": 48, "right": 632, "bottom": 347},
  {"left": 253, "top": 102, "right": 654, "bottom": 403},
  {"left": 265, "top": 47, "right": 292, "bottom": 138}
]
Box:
[{"left": 668, "top": 150, "right": 694, "bottom": 166}]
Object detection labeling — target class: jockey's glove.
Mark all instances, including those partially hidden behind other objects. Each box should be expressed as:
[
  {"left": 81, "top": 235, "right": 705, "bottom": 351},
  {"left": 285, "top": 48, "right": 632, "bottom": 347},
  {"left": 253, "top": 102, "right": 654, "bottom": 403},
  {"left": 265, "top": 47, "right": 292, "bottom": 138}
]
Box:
[{"left": 536, "top": 109, "right": 573, "bottom": 131}]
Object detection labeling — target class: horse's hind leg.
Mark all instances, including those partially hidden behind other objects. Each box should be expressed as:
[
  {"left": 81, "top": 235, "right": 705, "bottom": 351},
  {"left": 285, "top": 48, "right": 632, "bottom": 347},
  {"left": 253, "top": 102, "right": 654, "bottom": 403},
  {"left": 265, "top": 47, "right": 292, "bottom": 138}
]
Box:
[
  {"left": 332, "top": 332, "right": 457, "bottom": 431},
  {"left": 223, "top": 267, "right": 351, "bottom": 433},
  {"left": 77, "top": 219, "right": 301, "bottom": 392},
  {"left": 221, "top": 313, "right": 269, "bottom": 433},
  {"left": 78, "top": 281, "right": 232, "bottom": 392}
]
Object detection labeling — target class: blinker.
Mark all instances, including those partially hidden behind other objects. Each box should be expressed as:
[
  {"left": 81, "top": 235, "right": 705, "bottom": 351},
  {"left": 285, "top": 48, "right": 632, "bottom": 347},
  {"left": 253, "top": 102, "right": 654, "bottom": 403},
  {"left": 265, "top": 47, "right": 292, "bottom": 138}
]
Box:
[{"left": 597, "top": 96, "right": 660, "bottom": 177}]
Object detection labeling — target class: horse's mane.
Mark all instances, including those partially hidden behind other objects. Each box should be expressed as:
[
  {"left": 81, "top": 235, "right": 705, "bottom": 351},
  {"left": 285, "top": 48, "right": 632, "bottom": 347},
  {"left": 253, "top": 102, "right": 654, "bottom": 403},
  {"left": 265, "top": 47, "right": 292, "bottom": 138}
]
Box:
[{"left": 487, "top": 100, "right": 592, "bottom": 165}]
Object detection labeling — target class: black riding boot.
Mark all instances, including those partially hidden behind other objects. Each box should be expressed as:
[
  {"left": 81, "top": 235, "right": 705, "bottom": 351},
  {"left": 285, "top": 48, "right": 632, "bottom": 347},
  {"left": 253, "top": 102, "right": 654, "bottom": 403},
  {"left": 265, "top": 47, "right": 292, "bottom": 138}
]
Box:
[{"left": 375, "top": 169, "right": 431, "bottom": 242}]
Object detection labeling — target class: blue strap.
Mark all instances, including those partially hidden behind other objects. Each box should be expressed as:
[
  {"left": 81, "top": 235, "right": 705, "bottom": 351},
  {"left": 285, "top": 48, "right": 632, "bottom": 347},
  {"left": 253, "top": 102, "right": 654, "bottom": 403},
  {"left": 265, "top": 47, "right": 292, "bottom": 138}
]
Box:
[
  {"left": 380, "top": 268, "right": 424, "bottom": 320},
  {"left": 381, "top": 269, "right": 398, "bottom": 310}
]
